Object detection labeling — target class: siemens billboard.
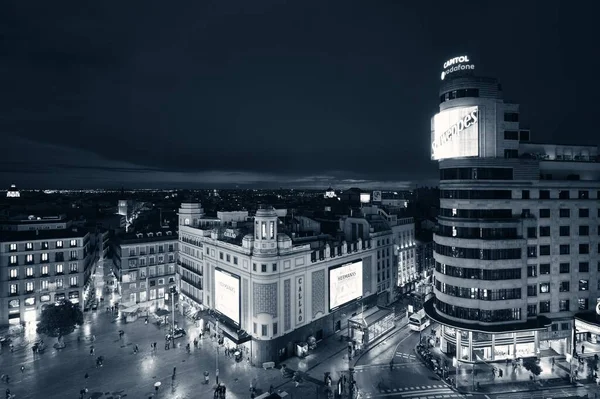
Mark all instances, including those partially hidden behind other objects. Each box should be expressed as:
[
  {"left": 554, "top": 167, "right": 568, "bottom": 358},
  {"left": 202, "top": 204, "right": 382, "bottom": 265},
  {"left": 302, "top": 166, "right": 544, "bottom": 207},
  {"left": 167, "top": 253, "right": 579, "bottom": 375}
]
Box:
[
  {"left": 431, "top": 106, "right": 479, "bottom": 160},
  {"left": 214, "top": 268, "right": 241, "bottom": 326},
  {"left": 329, "top": 259, "right": 363, "bottom": 311}
]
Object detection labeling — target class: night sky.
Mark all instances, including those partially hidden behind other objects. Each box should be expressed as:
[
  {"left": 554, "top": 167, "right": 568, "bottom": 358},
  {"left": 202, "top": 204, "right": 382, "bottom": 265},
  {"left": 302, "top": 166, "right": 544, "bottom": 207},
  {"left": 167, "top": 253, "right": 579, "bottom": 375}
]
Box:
[{"left": 1, "top": 0, "right": 599, "bottom": 189}]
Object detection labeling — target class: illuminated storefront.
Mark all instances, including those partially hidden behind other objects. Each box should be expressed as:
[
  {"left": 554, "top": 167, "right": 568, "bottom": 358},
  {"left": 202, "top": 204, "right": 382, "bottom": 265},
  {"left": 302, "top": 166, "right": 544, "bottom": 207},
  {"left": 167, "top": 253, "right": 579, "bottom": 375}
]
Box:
[{"left": 348, "top": 306, "right": 395, "bottom": 348}]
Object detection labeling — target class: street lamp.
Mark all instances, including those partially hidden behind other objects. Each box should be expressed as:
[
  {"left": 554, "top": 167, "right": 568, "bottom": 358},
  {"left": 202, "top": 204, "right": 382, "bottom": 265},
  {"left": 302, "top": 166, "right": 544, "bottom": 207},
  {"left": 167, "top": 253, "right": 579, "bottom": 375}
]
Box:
[
  {"left": 169, "top": 286, "right": 177, "bottom": 342},
  {"left": 216, "top": 319, "right": 219, "bottom": 385}
]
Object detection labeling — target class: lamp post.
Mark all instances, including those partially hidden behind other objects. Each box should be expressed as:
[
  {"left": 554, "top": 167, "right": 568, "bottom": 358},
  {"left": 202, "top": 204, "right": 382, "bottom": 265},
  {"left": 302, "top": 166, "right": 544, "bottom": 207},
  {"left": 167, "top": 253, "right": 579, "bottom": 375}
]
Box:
[
  {"left": 170, "top": 286, "right": 177, "bottom": 340},
  {"left": 216, "top": 319, "right": 219, "bottom": 385}
]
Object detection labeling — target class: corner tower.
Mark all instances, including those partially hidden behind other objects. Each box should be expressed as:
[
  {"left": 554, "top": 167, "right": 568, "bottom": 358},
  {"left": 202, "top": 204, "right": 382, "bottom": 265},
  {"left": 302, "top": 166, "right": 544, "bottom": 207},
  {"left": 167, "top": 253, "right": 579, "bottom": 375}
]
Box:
[{"left": 253, "top": 205, "right": 278, "bottom": 255}]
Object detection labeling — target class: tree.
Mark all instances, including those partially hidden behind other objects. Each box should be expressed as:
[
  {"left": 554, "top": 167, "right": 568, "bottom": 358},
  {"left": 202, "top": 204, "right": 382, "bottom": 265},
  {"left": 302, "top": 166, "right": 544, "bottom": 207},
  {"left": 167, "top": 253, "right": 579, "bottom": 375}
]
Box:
[
  {"left": 522, "top": 359, "right": 542, "bottom": 381},
  {"left": 36, "top": 300, "right": 83, "bottom": 337}
]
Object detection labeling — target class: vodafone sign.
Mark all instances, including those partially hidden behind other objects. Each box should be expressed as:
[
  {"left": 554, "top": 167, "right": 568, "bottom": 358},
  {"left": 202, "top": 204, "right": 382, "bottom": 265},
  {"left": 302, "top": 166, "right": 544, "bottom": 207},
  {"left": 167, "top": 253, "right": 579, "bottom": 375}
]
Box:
[
  {"left": 431, "top": 106, "right": 479, "bottom": 160},
  {"left": 441, "top": 55, "right": 475, "bottom": 80}
]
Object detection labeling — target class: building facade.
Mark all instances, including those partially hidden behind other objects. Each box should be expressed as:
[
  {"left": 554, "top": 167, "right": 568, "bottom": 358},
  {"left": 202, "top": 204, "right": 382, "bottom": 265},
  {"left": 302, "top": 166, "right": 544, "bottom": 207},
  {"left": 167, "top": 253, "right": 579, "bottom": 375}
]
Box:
[
  {"left": 178, "top": 203, "right": 394, "bottom": 365},
  {"left": 391, "top": 217, "right": 417, "bottom": 293},
  {"left": 425, "top": 59, "right": 600, "bottom": 363},
  {"left": 112, "top": 230, "right": 178, "bottom": 310},
  {"left": 0, "top": 225, "right": 92, "bottom": 327}
]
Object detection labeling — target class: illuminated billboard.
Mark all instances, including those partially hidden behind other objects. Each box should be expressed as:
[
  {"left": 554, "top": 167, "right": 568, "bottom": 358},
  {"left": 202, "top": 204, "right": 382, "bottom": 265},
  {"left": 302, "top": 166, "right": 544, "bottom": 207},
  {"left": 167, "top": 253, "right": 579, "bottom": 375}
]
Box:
[
  {"left": 329, "top": 259, "right": 363, "bottom": 311},
  {"left": 214, "top": 268, "right": 241, "bottom": 325},
  {"left": 431, "top": 106, "right": 479, "bottom": 160},
  {"left": 360, "top": 193, "right": 371, "bottom": 204}
]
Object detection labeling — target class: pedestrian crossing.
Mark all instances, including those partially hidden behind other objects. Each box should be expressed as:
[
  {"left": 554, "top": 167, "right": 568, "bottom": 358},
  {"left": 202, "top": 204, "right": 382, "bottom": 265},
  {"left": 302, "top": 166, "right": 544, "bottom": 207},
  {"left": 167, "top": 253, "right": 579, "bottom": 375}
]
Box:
[
  {"left": 395, "top": 351, "right": 417, "bottom": 361},
  {"left": 364, "top": 384, "right": 471, "bottom": 398},
  {"left": 353, "top": 362, "right": 420, "bottom": 373}
]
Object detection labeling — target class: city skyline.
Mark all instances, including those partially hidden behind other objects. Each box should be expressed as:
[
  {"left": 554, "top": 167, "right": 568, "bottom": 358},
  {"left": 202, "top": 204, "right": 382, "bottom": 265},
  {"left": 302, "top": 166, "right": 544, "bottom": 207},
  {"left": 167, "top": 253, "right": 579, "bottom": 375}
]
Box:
[{"left": 1, "top": 0, "right": 599, "bottom": 189}]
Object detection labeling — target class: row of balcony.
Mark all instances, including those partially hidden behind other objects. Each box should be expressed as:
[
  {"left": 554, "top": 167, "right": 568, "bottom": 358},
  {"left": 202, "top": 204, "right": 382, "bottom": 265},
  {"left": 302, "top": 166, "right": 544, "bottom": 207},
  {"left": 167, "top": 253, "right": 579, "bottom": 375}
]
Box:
[
  {"left": 9, "top": 270, "right": 80, "bottom": 280},
  {"left": 9, "top": 285, "right": 79, "bottom": 296},
  {"left": 177, "top": 259, "right": 203, "bottom": 276},
  {"left": 180, "top": 274, "right": 203, "bottom": 290}
]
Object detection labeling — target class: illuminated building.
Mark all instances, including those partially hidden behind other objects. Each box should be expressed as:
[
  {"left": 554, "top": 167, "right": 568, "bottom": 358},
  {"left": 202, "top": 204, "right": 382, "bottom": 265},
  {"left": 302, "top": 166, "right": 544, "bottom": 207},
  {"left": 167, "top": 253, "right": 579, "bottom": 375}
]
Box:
[
  {"left": 425, "top": 55, "right": 600, "bottom": 361},
  {"left": 112, "top": 230, "right": 178, "bottom": 312},
  {"left": 6, "top": 184, "right": 20, "bottom": 198},
  {"left": 0, "top": 215, "right": 92, "bottom": 327},
  {"left": 177, "top": 203, "right": 394, "bottom": 364}
]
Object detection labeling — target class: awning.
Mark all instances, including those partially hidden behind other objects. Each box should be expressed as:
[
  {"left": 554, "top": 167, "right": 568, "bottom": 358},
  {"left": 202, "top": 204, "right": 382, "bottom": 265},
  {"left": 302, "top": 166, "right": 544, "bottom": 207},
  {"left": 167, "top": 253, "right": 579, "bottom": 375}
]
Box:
[{"left": 218, "top": 322, "right": 252, "bottom": 345}]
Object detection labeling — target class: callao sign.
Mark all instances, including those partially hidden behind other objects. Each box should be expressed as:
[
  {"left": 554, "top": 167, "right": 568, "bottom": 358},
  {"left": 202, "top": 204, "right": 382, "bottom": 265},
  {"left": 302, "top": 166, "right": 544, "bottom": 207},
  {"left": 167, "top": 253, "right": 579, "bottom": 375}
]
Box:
[{"left": 441, "top": 55, "right": 475, "bottom": 80}]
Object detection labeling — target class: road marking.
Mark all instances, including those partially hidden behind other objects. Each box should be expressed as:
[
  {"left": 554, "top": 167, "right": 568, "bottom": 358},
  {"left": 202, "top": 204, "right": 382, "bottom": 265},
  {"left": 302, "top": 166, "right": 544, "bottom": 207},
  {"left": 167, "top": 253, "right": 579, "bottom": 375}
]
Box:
[{"left": 484, "top": 396, "right": 490, "bottom": 399}]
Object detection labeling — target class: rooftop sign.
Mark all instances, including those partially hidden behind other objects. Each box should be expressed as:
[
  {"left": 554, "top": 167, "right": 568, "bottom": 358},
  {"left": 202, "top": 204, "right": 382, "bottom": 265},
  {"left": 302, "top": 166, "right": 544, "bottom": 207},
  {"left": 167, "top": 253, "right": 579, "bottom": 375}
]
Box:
[{"left": 441, "top": 55, "right": 475, "bottom": 80}]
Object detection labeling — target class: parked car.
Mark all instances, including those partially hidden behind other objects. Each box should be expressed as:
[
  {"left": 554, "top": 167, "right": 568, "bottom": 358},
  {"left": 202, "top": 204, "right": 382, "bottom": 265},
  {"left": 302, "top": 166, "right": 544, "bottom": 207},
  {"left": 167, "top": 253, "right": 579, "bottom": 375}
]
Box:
[{"left": 166, "top": 328, "right": 186, "bottom": 340}]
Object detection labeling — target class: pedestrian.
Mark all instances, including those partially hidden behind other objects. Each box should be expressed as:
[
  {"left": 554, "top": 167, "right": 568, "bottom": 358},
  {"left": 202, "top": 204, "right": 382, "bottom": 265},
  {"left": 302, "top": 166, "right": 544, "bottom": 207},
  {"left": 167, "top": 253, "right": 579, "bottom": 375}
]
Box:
[
  {"left": 173, "top": 367, "right": 176, "bottom": 376},
  {"left": 19, "top": 366, "right": 24, "bottom": 374},
  {"left": 84, "top": 372, "right": 89, "bottom": 380}
]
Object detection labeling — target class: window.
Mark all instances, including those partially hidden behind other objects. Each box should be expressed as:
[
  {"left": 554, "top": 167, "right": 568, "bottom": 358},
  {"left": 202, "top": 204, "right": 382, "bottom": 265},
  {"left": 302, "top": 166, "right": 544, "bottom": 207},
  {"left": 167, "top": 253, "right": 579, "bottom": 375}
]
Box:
[
  {"left": 539, "top": 190, "right": 550, "bottom": 199},
  {"left": 9, "top": 243, "right": 17, "bottom": 251},
  {"left": 559, "top": 226, "right": 570, "bottom": 236},
  {"left": 539, "top": 283, "right": 550, "bottom": 294},
  {"left": 69, "top": 263, "right": 78, "bottom": 273},
  {"left": 504, "top": 149, "right": 519, "bottom": 159},
  {"left": 539, "top": 245, "right": 550, "bottom": 256},
  {"left": 579, "top": 225, "right": 590, "bottom": 236},
  {"left": 56, "top": 264, "right": 63, "bottom": 274},
  {"left": 206, "top": 247, "right": 210, "bottom": 255},
  {"left": 527, "top": 227, "right": 537, "bottom": 238},
  {"left": 539, "top": 209, "right": 550, "bottom": 218},
  {"left": 226, "top": 254, "right": 230, "bottom": 262},
  {"left": 527, "top": 265, "right": 537, "bottom": 277},
  {"left": 26, "top": 267, "right": 34, "bottom": 278},
  {"left": 504, "top": 130, "right": 519, "bottom": 140},
  {"left": 26, "top": 282, "right": 34, "bottom": 293},
  {"left": 504, "top": 112, "right": 519, "bottom": 122},
  {"left": 579, "top": 279, "right": 589, "bottom": 291},
  {"left": 522, "top": 190, "right": 530, "bottom": 199},
  {"left": 559, "top": 281, "right": 570, "bottom": 292},
  {"left": 26, "top": 242, "right": 33, "bottom": 250},
  {"left": 579, "top": 298, "right": 589, "bottom": 310},
  {"left": 41, "top": 280, "right": 49, "bottom": 290},
  {"left": 261, "top": 264, "right": 267, "bottom": 273},
  {"left": 273, "top": 322, "right": 278, "bottom": 335},
  {"left": 579, "top": 190, "right": 589, "bottom": 199},
  {"left": 527, "top": 285, "right": 537, "bottom": 296},
  {"left": 10, "top": 255, "right": 17, "bottom": 265},
  {"left": 26, "top": 254, "right": 33, "bottom": 264},
  {"left": 70, "top": 239, "right": 77, "bottom": 247},
  {"left": 70, "top": 250, "right": 77, "bottom": 260},
  {"left": 579, "top": 208, "right": 589, "bottom": 218},
  {"left": 579, "top": 244, "right": 589, "bottom": 254},
  {"left": 261, "top": 324, "right": 268, "bottom": 337},
  {"left": 559, "top": 190, "right": 570, "bottom": 199},
  {"left": 539, "top": 301, "right": 551, "bottom": 313},
  {"left": 9, "top": 269, "right": 18, "bottom": 279},
  {"left": 559, "top": 209, "right": 570, "bottom": 218},
  {"left": 56, "top": 240, "right": 63, "bottom": 248},
  {"left": 272, "top": 263, "right": 277, "bottom": 272},
  {"left": 539, "top": 226, "right": 550, "bottom": 237},
  {"left": 527, "top": 304, "right": 537, "bottom": 317},
  {"left": 9, "top": 284, "right": 18, "bottom": 295},
  {"left": 219, "top": 252, "right": 223, "bottom": 260},
  {"left": 41, "top": 265, "right": 48, "bottom": 276},
  {"left": 252, "top": 263, "right": 257, "bottom": 272},
  {"left": 253, "top": 323, "right": 257, "bottom": 334},
  {"left": 527, "top": 246, "right": 537, "bottom": 258},
  {"left": 560, "top": 263, "right": 570, "bottom": 273},
  {"left": 560, "top": 245, "right": 570, "bottom": 255},
  {"left": 56, "top": 278, "right": 63, "bottom": 288},
  {"left": 539, "top": 264, "right": 550, "bottom": 275},
  {"left": 41, "top": 253, "right": 49, "bottom": 262},
  {"left": 559, "top": 300, "right": 570, "bottom": 312},
  {"left": 233, "top": 257, "right": 238, "bottom": 265},
  {"left": 579, "top": 262, "right": 589, "bottom": 273},
  {"left": 69, "top": 276, "right": 78, "bottom": 287}
]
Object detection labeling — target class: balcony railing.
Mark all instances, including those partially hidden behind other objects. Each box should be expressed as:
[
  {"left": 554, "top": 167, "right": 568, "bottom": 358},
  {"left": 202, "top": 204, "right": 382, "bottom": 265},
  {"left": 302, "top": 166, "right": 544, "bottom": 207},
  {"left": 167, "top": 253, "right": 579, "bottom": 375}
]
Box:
[{"left": 180, "top": 274, "right": 203, "bottom": 290}]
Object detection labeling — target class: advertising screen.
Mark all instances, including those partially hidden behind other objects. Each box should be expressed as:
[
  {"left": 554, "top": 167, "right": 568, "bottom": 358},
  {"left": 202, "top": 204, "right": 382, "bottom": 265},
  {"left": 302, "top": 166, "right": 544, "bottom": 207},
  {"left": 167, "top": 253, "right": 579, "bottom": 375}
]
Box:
[
  {"left": 329, "top": 260, "right": 363, "bottom": 311},
  {"left": 431, "top": 106, "right": 479, "bottom": 160},
  {"left": 214, "top": 268, "right": 240, "bottom": 325}
]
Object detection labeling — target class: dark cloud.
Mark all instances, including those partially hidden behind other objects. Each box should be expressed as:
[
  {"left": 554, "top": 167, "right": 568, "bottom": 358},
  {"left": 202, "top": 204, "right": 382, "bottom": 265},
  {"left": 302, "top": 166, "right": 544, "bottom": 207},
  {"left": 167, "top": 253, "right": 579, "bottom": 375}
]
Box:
[{"left": 0, "top": 0, "right": 599, "bottom": 188}]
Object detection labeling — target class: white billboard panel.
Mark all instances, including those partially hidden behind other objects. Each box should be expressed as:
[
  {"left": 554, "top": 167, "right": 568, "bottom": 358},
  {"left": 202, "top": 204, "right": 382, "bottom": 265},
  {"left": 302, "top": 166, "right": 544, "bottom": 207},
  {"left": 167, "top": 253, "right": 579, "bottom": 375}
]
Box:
[
  {"left": 214, "top": 269, "right": 240, "bottom": 325},
  {"left": 329, "top": 260, "right": 363, "bottom": 310},
  {"left": 360, "top": 193, "right": 370, "bottom": 203},
  {"left": 431, "top": 106, "right": 479, "bottom": 160}
]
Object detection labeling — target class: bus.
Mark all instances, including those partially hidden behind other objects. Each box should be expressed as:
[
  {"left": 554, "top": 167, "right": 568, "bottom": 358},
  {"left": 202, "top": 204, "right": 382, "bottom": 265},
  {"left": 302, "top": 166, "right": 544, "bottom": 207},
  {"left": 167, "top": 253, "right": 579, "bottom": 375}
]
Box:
[{"left": 408, "top": 309, "right": 430, "bottom": 331}]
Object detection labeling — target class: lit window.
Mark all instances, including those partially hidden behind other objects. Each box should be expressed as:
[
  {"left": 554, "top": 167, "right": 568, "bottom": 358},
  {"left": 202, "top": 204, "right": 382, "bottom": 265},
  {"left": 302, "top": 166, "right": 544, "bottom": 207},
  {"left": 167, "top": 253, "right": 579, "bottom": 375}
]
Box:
[
  {"left": 41, "top": 265, "right": 48, "bottom": 275},
  {"left": 70, "top": 263, "right": 78, "bottom": 273},
  {"left": 26, "top": 267, "right": 34, "bottom": 277},
  {"left": 56, "top": 241, "right": 63, "bottom": 248},
  {"left": 41, "top": 280, "right": 48, "bottom": 290},
  {"left": 9, "top": 243, "right": 17, "bottom": 251},
  {"left": 26, "top": 282, "right": 34, "bottom": 292},
  {"left": 56, "top": 264, "right": 63, "bottom": 274},
  {"left": 41, "top": 253, "right": 49, "bottom": 262},
  {"left": 10, "top": 284, "right": 18, "bottom": 294},
  {"left": 10, "top": 255, "right": 18, "bottom": 265},
  {"left": 26, "top": 242, "right": 33, "bottom": 250},
  {"left": 56, "top": 278, "right": 63, "bottom": 288},
  {"left": 70, "top": 240, "right": 77, "bottom": 247},
  {"left": 9, "top": 269, "right": 18, "bottom": 279},
  {"left": 70, "top": 276, "right": 78, "bottom": 287},
  {"left": 26, "top": 254, "right": 33, "bottom": 263}
]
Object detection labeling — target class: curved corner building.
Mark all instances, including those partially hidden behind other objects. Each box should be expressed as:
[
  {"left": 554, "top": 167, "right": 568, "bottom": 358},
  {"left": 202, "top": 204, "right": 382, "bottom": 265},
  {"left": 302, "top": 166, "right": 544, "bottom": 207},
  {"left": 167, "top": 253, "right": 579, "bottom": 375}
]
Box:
[{"left": 425, "top": 56, "right": 600, "bottom": 362}]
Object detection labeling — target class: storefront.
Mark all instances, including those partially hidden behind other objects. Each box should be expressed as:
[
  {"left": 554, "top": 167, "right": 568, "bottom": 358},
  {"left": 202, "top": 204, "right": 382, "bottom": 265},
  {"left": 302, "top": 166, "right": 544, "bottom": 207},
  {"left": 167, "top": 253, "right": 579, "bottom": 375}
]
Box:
[
  {"left": 575, "top": 312, "right": 600, "bottom": 352},
  {"left": 347, "top": 306, "right": 395, "bottom": 347}
]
